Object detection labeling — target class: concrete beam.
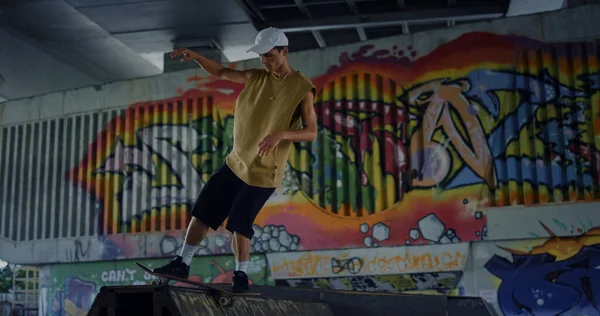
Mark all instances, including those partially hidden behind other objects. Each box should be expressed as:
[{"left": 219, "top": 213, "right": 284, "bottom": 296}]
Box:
[
  {"left": 345, "top": 0, "right": 367, "bottom": 41},
  {"left": 0, "top": 7, "right": 6, "bottom": 28},
  {"left": 256, "top": 0, "right": 378, "bottom": 9},
  {"left": 3, "top": 1, "right": 162, "bottom": 83},
  {"left": 235, "top": 0, "right": 267, "bottom": 21},
  {"left": 261, "top": 5, "right": 505, "bottom": 32},
  {"left": 312, "top": 30, "right": 327, "bottom": 48},
  {"left": 293, "top": 0, "right": 327, "bottom": 48}
]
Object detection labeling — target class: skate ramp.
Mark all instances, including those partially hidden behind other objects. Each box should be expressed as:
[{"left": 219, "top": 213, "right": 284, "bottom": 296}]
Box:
[
  {"left": 88, "top": 284, "right": 497, "bottom": 316},
  {"left": 224, "top": 284, "right": 498, "bottom": 316},
  {"left": 87, "top": 284, "right": 333, "bottom": 316},
  {"left": 169, "top": 287, "right": 333, "bottom": 316}
]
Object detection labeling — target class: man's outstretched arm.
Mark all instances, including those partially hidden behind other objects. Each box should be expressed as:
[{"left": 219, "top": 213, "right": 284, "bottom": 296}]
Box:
[{"left": 171, "top": 48, "right": 252, "bottom": 84}]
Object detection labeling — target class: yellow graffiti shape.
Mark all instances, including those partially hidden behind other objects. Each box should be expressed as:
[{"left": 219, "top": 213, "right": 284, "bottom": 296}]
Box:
[
  {"left": 506, "top": 227, "right": 600, "bottom": 261},
  {"left": 62, "top": 299, "right": 87, "bottom": 316},
  {"left": 363, "top": 135, "right": 401, "bottom": 211}
]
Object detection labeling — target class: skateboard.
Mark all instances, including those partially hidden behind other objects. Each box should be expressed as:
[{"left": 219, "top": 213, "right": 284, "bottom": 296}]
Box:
[{"left": 134, "top": 262, "right": 260, "bottom": 307}]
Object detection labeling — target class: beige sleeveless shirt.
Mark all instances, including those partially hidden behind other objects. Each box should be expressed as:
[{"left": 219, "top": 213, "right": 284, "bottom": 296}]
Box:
[{"left": 225, "top": 69, "right": 316, "bottom": 188}]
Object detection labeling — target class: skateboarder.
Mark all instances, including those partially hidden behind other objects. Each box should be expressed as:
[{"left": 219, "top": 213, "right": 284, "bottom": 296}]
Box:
[{"left": 153, "top": 27, "right": 317, "bottom": 293}]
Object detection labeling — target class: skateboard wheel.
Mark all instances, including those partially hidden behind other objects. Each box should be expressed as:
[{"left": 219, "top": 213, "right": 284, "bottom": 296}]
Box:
[
  {"left": 152, "top": 278, "right": 167, "bottom": 286},
  {"left": 218, "top": 296, "right": 232, "bottom": 307}
]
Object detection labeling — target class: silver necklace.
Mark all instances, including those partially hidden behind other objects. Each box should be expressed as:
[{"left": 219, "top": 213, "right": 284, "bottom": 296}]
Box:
[{"left": 269, "top": 68, "right": 292, "bottom": 100}]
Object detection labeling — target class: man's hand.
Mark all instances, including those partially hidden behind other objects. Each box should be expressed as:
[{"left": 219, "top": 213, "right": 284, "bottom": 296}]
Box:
[
  {"left": 258, "top": 132, "right": 283, "bottom": 157},
  {"left": 170, "top": 47, "right": 252, "bottom": 84},
  {"left": 170, "top": 48, "right": 198, "bottom": 62}
]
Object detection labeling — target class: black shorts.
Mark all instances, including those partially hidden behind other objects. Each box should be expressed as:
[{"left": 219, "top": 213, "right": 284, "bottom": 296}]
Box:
[{"left": 190, "top": 163, "right": 275, "bottom": 239}]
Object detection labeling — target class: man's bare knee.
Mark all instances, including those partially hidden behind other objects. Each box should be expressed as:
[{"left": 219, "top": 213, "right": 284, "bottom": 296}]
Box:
[
  {"left": 191, "top": 216, "right": 208, "bottom": 228},
  {"left": 184, "top": 216, "right": 209, "bottom": 245}
]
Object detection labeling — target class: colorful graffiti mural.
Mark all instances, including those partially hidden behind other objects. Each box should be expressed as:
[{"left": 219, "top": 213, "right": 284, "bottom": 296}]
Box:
[
  {"left": 278, "top": 272, "right": 461, "bottom": 295},
  {"left": 64, "top": 31, "right": 600, "bottom": 259},
  {"left": 484, "top": 224, "right": 600, "bottom": 315},
  {"left": 266, "top": 244, "right": 466, "bottom": 295},
  {"left": 40, "top": 255, "right": 271, "bottom": 316},
  {"left": 265, "top": 244, "right": 468, "bottom": 279}
]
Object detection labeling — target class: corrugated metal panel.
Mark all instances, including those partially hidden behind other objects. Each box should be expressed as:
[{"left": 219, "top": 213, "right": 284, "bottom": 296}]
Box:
[
  {"left": 0, "top": 112, "right": 114, "bottom": 241},
  {"left": 60, "top": 94, "right": 218, "bottom": 236},
  {"left": 0, "top": 92, "right": 221, "bottom": 241},
  {"left": 0, "top": 126, "right": 8, "bottom": 240},
  {"left": 290, "top": 72, "right": 406, "bottom": 218},
  {"left": 483, "top": 43, "right": 600, "bottom": 206}
]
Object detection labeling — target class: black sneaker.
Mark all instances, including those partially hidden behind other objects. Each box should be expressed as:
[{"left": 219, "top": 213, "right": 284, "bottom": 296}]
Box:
[
  {"left": 232, "top": 271, "right": 249, "bottom": 293},
  {"left": 153, "top": 256, "right": 190, "bottom": 279}
]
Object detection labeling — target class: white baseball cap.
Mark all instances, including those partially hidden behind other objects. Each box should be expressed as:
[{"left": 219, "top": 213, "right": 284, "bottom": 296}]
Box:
[{"left": 247, "top": 27, "right": 289, "bottom": 55}]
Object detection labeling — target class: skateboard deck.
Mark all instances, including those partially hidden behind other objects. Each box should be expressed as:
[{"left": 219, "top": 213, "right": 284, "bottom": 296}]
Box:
[{"left": 134, "top": 262, "right": 260, "bottom": 306}]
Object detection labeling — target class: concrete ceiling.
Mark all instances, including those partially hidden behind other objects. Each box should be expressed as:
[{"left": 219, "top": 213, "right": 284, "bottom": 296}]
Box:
[{"left": 0, "top": 0, "right": 582, "bottom": 101}]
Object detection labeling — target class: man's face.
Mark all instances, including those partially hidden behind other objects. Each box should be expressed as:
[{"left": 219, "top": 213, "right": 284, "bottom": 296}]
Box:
[{"left": 260, "top": 47, "right": 287, "bottom": 72}]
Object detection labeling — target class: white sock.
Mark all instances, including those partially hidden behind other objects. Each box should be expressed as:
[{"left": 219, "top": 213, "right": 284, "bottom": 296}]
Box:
[
  {"left": 235, "top": 261, "right": 249, "bottom": 273},
  {"left": 180, "top": 243, "right": 198, "bottom": 266}
]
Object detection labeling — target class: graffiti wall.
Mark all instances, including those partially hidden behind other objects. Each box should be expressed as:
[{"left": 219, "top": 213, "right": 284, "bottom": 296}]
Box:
[
  {"left": 1, "top": 30, "right": 600, "bottom": 265},
  {"left": 473, "top": 224, "right": 600, "bottom": 315},
  {"left": 266, "top": 244, "right": 467, "bottom": 295},
  {"left": 37, "top": 246, "right": 467, "bottom": 315},
  {"left": 75, "top": 32, "right": 600, "bottom": 252},
  {"left": 38, "top": 254, "right": 271, "bottom": 315},
  {"left": 277, "top": 273, "right": 462, "bottom": 295},
  {"left": 266, "top": 243, "right": 468, "bottom": 279},
  {"left": 486, "top": 201, "right": 600, "bottom": 240}
]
